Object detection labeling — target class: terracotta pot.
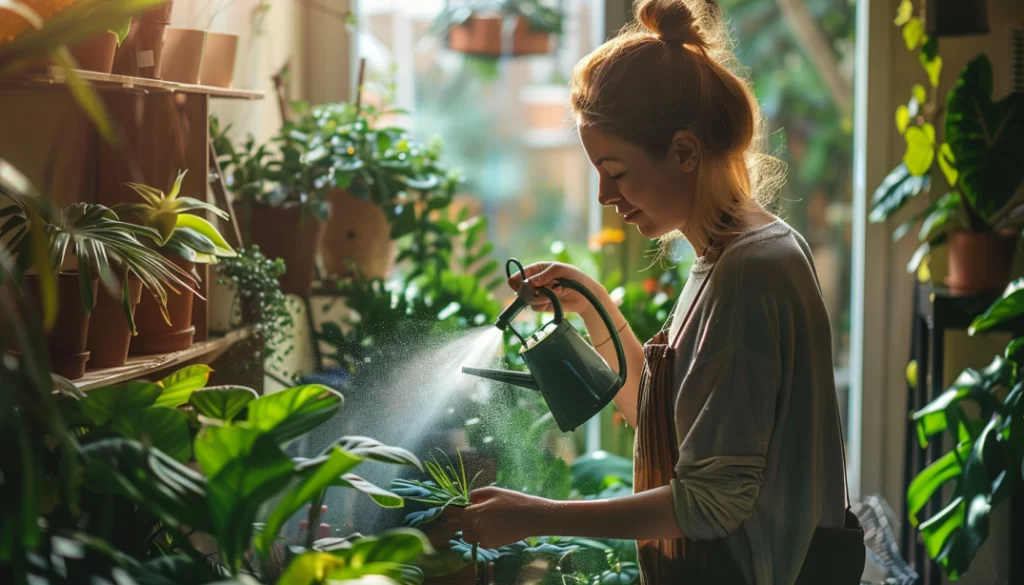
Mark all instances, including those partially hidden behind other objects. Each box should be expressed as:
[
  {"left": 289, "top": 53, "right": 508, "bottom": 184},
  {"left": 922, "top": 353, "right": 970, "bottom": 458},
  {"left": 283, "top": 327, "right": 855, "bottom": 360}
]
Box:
[
  {"left": 321, "top": 189, "right": 394, "bottom": 280},
  {"left": 69, "top": 31, "right": 118, "bottom": 73},
  {"left": 946, "top": 231, "right": 1017, "bottom": 295},
  {"left": 448, "top": 15, "right": 551, "bottom": 57},
  {"left": 111, "top": 1, "right": 174, "bottom": 79},
  {"left": 85, "top": 271, "right": 143, "bottom": 368},
  {"left": 237, "top": 202, "right": 326, "bottom": 295},
  {"left": 199, "top": 31, "right": 238, "bottom": 88},
  {"left": 21, "top": 274, "right": 98, "bottom": 380},
  {"left": 160, "top": 28, "right": 206, "bottom": 84},
  {"left": 131, "top": 256, "right": 196, "bottom": 355}
]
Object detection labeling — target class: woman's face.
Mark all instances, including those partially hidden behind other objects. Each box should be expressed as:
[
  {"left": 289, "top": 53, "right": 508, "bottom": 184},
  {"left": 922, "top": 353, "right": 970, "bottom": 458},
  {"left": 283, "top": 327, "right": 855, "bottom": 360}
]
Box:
[{"left": 578, "top": 126, "right": 698, "bottom": 239}]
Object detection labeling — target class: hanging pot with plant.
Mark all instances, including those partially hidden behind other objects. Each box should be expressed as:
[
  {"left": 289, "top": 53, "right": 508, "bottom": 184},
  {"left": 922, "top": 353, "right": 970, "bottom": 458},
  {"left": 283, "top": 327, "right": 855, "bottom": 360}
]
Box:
[
  {"left": 0, "top": 196, "right": 195, "bottom": 377},
  {"left": 869, "top": 5, "right": 1024, "bottom": 295},
  {"left": 112, "top": 0, "right": 174, "bottom": 79},
  {"left": 435, "top": 0, "right": 562, "bottom": 58},
  {"left": 113, "top": 169, "right": 236, "bottom": 354}
]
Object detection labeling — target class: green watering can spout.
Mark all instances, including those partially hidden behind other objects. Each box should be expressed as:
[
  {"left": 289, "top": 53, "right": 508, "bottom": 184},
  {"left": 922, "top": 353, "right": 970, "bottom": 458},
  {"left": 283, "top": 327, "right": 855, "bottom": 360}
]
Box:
[
  {"left": 460, "top": 366, "right": 540, "bottom": 391},
  {"left": 461, "top": 258, "right": 628, "bottom": 433}
]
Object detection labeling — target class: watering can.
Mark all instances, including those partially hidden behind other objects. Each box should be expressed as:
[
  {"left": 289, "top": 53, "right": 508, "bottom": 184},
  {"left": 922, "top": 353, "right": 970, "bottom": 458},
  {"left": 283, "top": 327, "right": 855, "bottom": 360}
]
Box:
[{"left": 462, "top": 259, "right": 627, "bottom": 433}]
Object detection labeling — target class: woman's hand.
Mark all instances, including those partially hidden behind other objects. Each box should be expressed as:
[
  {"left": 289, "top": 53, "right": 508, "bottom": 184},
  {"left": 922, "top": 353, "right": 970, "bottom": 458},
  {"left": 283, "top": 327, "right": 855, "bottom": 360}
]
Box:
[
  {"left": 507, "top": 261, "right": 604, "bottom": 316},
  {"left": 440, "top": 487, "right": 552, "bottom": 549}
]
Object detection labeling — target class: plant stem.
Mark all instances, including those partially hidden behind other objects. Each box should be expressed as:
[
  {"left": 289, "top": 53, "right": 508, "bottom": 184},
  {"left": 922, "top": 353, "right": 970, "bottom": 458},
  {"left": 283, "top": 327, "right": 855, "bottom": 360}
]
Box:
[{"left": 305, "top": 489, "right": 327, "bottom": 548}]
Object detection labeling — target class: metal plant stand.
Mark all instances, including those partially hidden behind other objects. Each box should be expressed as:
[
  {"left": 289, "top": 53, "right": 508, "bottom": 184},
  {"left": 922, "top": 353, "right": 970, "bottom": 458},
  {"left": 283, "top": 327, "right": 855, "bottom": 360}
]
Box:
[{"left": 901, "top": 281, "right": 1024, "bottom": 585}]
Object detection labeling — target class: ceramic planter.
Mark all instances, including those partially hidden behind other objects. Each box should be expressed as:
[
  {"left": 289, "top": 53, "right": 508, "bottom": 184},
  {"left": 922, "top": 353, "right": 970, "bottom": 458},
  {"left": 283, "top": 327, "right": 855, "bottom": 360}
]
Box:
[
  {"left": 236, "top": 202, "right": 326, "bottom": 296},
  {"left": 130, "top": 255, "right": 195, "bottom": 355},
  {"left": 448, "top": 15, "right": 551, "bottom": 57},
  {"left": 945, "top": 231, "right": 1017, "bottom": 295},
  {"left": 112, "top": 0, "right": 174, "bottom": 79},
  {"left": 86, "top": 271, "right": 143, "bottom": 368},
  {"left": 21, "top": 273, "right": 97, "bottom": 380},
  {"left": 321, "top": 189, "right": 394, "bottom": 280},
  {"left": 160, "top": 28, "right": 207, "bottom": 84},
  {"left": 199, "top": 32, "right": 238, "bottom": 88},
  {"left": 69, "top": 31, "right": 118, "bottom": 73}
]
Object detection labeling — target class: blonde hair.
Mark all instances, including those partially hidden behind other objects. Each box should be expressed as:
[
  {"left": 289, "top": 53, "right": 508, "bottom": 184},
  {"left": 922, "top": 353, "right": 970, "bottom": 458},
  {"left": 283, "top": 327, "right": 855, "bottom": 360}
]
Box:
[{"left": 569, "top": 0, "right": 785, "bottom": 253}]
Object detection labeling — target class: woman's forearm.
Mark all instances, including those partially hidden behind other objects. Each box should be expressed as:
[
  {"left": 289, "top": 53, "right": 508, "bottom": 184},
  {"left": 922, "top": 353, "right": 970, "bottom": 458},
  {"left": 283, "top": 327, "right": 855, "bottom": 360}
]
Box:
[
  {"left": 533, "top": 486, "right": 684, "bottom": 541},
  {"left": 581, "top": 294, "right": 644, "bottom": 428}
]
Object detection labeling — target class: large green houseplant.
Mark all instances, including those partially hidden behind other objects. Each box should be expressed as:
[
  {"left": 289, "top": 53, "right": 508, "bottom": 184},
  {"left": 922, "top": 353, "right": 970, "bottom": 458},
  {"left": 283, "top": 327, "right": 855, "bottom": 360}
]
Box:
[
  {"left": 906, "top": 278, "right": 1024, "bottom": 579},
  {"left": 114, "top": 169, "right": 237, "bottom": 354},
  {"left": 870, "top": 0, "right": 1024, "bottom": 295}
]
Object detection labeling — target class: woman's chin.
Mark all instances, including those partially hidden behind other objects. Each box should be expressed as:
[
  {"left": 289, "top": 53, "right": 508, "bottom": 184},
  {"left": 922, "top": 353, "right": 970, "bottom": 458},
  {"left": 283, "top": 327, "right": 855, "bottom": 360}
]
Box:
[{"left": 633, "top": 219, "right": 671, "bottom": 240}]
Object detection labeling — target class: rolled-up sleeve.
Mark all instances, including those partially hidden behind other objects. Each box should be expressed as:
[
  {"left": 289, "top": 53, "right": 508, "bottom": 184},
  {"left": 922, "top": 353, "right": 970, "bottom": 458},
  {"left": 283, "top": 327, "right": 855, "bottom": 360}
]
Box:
[{"left": 670, "top": 346, "right": 780, "bottom": 540}]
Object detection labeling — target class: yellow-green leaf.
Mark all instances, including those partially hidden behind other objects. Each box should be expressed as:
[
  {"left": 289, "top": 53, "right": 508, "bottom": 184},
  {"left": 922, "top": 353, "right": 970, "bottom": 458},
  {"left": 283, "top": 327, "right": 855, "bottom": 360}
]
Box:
[
  {"left": 27, "top": 210, "right": 57, "bottom": 330},
  {"left": 152, "top": 211, "right": 178, "bottom": 244},
  {"left": 903, "top": 124, "right": 936, "bottom": 176},
  {"left": 894, "top": 0, "right": 913, "bottom": 26},
  {"left": 938, "top": 143, "right": 958, "bottom": 187},
  {"left": 907, "top": 360, "right": 919, "bottom": 388},
  {"left": 912, "top": 83, "right": 928, "bottom": 105},
  {"left": 921, "top": 53, "right": 943, "bottom": 88},
  {"left": 903, "top": 18, "right": 925, "bottom": 50},
  {"left": 896, "top": 105, "right": 911, "bottom": 134},
  {"left": 167, "top": 169, "right": 187, "bottom": 200},
  {"left": 175, "top": 214, "right": 236, "bottom": 257}
]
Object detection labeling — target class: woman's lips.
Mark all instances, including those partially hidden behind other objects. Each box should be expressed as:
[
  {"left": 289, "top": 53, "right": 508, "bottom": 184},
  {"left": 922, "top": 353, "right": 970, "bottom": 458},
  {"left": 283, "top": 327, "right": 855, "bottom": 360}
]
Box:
[{"left": 622, "top": 209, "right": 641, "bottom": 222}]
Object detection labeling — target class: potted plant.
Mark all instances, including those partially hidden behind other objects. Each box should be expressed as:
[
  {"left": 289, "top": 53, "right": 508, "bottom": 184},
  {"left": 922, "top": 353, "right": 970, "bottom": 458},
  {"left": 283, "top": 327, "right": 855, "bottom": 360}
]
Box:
[
  {"left": 212, "top": 116, "right": 330, "bottom": 295},
  {"left": 870, "top": 1, "right": 1024, "bottom": 295},
  {"left": 112, "top": 0, "right": 174, "bottom": 78},
  {"left": 434, "top": 0, "right": 563, "bottom": 58},
  {"left": 113, "top": 169, "right": 237, "bottom": 354},
  {"left": 0, "top": 194, "right": 194, "bottom": 377}
]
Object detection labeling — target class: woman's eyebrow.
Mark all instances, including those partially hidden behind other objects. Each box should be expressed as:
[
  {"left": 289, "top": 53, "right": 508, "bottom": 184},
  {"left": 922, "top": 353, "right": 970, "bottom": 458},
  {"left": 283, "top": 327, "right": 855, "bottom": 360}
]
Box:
[{"left": 595, "top": 156, "right": 621, "bottom": 165}]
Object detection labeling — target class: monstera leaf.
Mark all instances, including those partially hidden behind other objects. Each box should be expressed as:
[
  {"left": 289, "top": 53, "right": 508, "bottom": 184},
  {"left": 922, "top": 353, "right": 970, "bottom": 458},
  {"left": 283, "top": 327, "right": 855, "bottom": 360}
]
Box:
[
  {"left": 945, "top": 54, "right": 1024, "bottom": 223},
  {"left": 870, "top": 163, "right": 932, "bottom": 222},
  {"left": 970, "top": 278, "right": 1024, "bottom": 335}
]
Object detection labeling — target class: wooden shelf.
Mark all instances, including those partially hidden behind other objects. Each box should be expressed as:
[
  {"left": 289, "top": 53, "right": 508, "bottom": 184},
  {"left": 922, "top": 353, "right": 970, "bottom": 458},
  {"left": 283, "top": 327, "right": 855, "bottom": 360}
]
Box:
[
  {"left": 74, "top": 326, "right": 255, "bottom": 391},
  {"left": 0, "top": 67, "right": 264, "bottom": 100}
]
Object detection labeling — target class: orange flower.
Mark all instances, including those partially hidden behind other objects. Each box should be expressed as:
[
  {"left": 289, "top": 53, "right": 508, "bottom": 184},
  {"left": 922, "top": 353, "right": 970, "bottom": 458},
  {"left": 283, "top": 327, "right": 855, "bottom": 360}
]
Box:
[
  {"left": 588, "top": 228, "right": 626, "bottom": 251},
  {"left": 642, "top": 277, "right": 658, "bottom": 295}
]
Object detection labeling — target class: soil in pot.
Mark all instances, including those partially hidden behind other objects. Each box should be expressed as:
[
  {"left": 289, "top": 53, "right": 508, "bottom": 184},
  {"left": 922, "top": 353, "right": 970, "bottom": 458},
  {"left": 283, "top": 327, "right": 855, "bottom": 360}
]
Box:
[
  {"left": 19, "top": 273, "right": 98, "bottom": 380},
  {"left": 946, "top": 231, "right": 1017, "bottom": 295},
  {"left": 199, "top": 31, "right": 238, "bottom": 88},
  {"left": 321, "top": 189, "right": 394, "bottom": 280},
  {"left": 112, "top": 1, "right": 174, "bottom": 79},
  {"left": 448, "top": 15, "right": 551, "bottom": 57},
  {"left": 160, "top": 28, "right": 206, "bottom": 84},
  {"left": 69, "top": 31, "right": 118, "bottom": 73},
  {"left": 86, "top": 271, "right": 143, "bottom": 368},
  {"left": 130, "top": 256, "right": 196, "bottom": 355},
  {"left": 237, "top": 202, "right": 326, "bottom": 296}
]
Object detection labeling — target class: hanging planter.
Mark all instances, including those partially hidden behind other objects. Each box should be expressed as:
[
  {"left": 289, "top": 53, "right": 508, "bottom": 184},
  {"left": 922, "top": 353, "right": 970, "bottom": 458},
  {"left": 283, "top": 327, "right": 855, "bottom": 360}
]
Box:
[
  {"left": 436, "top": 1, "right": 562, "bottom": 58},
  {"left": 112, "top": 0, "right": 174, "bottom": 79},
  {"left": 321, "top": 189, "right": 394, "bottom": 280}
]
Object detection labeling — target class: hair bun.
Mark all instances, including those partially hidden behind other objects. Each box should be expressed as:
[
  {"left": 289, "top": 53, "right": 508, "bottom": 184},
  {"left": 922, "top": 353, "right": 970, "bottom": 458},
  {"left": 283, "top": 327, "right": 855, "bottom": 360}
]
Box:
[{"left": 636, "top": 0, "right": 707, "bottom": 49}]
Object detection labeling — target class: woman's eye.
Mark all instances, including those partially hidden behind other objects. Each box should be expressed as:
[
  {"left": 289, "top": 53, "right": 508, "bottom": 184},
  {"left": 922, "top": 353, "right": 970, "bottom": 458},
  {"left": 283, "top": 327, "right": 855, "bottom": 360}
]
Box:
[{"left": 610, "top": 173, "right": 626, "bottom": 181}]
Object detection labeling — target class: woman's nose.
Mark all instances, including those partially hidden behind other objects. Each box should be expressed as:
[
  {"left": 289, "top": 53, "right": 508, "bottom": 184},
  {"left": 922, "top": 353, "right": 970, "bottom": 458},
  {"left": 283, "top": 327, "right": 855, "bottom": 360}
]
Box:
[{"left": 597, "top": 176, "right": 620, "bottom": 206}]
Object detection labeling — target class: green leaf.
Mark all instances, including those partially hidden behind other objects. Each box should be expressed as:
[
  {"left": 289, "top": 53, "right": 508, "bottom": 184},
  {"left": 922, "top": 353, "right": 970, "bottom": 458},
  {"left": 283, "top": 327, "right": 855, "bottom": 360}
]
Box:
[
  {"left": 1005, "top": 338, "right": 1024, "bottom": 361},
  {"left": 920, "top": 497, "right": 964, "bottom": 567},
  {"left": 912, "top": 356, "right": 1011, "bottom": 446},
  {"left": 199, "top": 429, "right": 294, "bottom": 573},
  {"left": 189, "top": 386, "right": 258, "bottom": 422},
  {"left": 896, "top": 105, "right": 911, "bottom": 134},
  {"left": 946, "top": 54, "right": 1024, "bottom": 223},
  {"left": 81, "top": 438, "right": 211, "bottom": 533},
  {"left": 109, "top": 18, "right": 132, "bottom": 46},
  {"left": 907, "top": 360, "right": 919, "bottom": 388},
  {"left": 919, "top": 192, "right": 963, "bottom": 242},
  {"left": 970, "top": 278, "right": 1024, "bottom": 335},
  {"left": 245, "top": 384, "right": 343, "bottom": 444},
  {"left": 570, "top": 451, "right": 634, "bottom": 496},
  {"left": 77, "top": 380, "right": 162, "bottom": 426},
  {"left": 870, "top": 163, "right": 931, "bottom": 222},
  {"left": 111, "top": 407, "right": 192, "bottom": 463},
  {"left": 937, "top": 143, "right": 958, "bottom": 187},
  {"left": 332, "top": 436, "right": 422, "bottom": 469},
  {"left": 334, "top": 473, "right": 404, "bottom": 507},
  {"left": 921, "top": 52, "right": 943, "bottom": 88},
  {"left": 280, "top": 530, "right": 430, "bottom": 585},
  {"left": 912, "top": 83, "right": 928, "bottom": 105},
  {"left": 907, "top": 442, "right": 972, "bottom": 526},
  {"left": 894, "top": 0, "right": 913, "bottom": 25},
  {"left": 175, "top": 214, "right": 236, "bottom": 257},
  {"left": 903, "top": 123, "right": 936, "bottom": 176},
  {"left": 255, "top": 446, "right": 364, "bottom": 556},
  {"left": 155, "top": 365, "right": 213, "bottom": 408},
  {"left": 903, "top": 18, "right": 924, "bottom": 50}
]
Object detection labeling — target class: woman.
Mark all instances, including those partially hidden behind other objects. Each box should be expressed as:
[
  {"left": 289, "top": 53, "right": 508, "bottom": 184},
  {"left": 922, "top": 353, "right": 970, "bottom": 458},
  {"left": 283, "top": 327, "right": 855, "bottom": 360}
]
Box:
[{"left": 442, "top": 1, "right": 865, "bottom": 583}]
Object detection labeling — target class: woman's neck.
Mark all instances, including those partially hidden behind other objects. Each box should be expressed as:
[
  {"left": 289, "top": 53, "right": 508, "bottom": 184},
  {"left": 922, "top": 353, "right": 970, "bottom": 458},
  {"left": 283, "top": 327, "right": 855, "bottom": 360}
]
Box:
[{"left": 681, "top": 205, "right": 776, "bottom": 259}]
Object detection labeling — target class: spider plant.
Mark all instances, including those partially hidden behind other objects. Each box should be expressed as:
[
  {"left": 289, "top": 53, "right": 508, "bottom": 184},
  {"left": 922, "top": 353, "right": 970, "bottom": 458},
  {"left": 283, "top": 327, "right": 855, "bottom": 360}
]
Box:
[
  {"left": 114, "top": 169, "right": 237, "bottom": 265},
  {"left": 0, "top": 189, "right": 197, "bottom": 330}
]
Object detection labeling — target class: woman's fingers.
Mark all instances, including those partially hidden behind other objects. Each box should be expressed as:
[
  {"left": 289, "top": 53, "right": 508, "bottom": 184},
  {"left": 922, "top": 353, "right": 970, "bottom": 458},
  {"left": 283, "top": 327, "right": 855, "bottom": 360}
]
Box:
[{"left": 507, "top": 262, "right": 550, "bottom": 290}]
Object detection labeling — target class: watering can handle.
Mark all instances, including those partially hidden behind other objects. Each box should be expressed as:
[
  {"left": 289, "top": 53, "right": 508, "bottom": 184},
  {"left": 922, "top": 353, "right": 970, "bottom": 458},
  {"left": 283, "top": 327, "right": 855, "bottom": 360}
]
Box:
[
  {"left": 496, "top": 260, "right": 565, "bottom": 331},
  {"left": 553, "top": 278, "right": 628, "bottom": 390}
]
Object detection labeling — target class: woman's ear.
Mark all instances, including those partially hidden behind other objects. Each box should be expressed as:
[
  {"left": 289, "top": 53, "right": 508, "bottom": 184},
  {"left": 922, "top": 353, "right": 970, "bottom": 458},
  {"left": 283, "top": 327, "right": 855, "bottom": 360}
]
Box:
[{"left": 670, "top": 131, "right": 702, "bottom": 173}]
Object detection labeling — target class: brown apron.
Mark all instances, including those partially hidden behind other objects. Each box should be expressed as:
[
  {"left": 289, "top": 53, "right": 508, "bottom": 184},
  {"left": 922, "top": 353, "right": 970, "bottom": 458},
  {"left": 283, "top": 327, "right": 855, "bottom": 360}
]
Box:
[{"left": 632, "top": 267, "right": 866, "bottom": 585}]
